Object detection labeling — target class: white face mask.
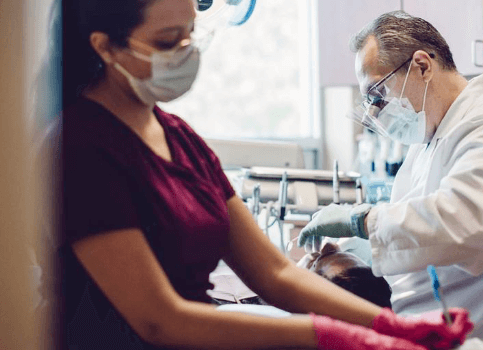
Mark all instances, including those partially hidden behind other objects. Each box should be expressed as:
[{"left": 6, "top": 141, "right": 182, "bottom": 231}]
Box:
[
  {"left": 376, "top": 64, "right": 430, "bottom": 145},
  {"left": 114, "top": 39, "right": 200, "bottom": 105}
]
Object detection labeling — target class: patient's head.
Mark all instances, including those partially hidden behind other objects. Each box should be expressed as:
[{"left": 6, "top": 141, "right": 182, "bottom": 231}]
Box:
[{"left": 297, "top": 242, "right": 392, "bottom": 308}]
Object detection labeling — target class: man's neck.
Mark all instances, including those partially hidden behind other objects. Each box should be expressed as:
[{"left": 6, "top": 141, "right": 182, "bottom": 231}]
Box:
[{"left": 430, "top": 71, "right": 468, "bottom": 129}]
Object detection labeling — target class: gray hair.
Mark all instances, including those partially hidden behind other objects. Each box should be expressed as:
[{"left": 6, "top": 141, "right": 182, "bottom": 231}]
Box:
[{"left": 350, "top": 11, "right": 457, "bottom": 72}]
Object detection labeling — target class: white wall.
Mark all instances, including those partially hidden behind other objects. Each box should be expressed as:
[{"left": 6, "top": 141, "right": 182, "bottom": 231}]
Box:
[{"left": 321, "top": 87, "right": 361, "bottom": 172}]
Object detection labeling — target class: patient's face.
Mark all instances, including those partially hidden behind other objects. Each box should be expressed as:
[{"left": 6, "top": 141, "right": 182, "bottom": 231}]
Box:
[{"left": 297, "top": 242, "right": 368, "bottom": 278}]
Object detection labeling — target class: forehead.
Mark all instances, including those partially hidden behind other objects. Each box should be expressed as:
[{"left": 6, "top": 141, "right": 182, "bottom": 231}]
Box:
[
  {"left": 134, "top": 0, "right": 196, "bottom": 36},
  {"left": 355, "top": 36, "right": 390, "bottom": 95}
]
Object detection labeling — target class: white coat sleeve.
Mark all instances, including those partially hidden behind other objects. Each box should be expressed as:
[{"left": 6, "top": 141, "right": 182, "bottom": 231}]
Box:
[{"left": 367, "top": 125, "right": 483, "bottom": 277}]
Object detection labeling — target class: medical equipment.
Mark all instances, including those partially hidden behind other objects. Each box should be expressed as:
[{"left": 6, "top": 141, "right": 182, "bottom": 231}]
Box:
[
  {"left": 196, "top": 0, "right": 257, "bottom": 26},
  {"left": 193, "top": 0, "right": 257, "bottom": 51},
  {"left": 428, "top": 265, "right": 452, "bottom": 325},
  {"left": 357, "top": 129, "right": 377, "bottom": 178},
  {"left": 386, "top": 140, "right": 404, "bottom": 178},
  {"left": 276, "top": 172, "right": 289, "bottom": 253},
  {"left": 355, "top": 179, "right": 363, "bottom": 204},
  {"left": 332, "top": 160, "right": 340, "bottom": 204},
  {"left": 238, "top": 167, "right": 362, "bottom": 210},
  {"left": 285, "top": 235, "right": 298, "bottom": 253},
  {"left": 278, "top": 171, "right": 288, "bottom": 220},
  {"left": 365, "top": 180, "right": 392, "bottom": 204},
  {"left": 375, "top": 136, "right": 391, "bottom": 179},
  {"left": 238, "top": 167, "right": 364, "bottom": 256},
  {"left": 251, "top": 183, "right": 261, "bottom": 221}
]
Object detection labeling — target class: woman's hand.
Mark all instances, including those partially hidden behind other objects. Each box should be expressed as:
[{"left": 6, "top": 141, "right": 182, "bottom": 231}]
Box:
[
  {"left": 311, "top": 313, "right": 428, "bottom": 350},
  {"left": 372, "top": 308, "right": 474, "bottom": 349}
]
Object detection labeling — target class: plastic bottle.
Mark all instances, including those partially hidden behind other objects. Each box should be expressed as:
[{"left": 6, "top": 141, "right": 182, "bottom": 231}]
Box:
[{"left": 357, "top": 129, "right": 377, "bottom": 178}]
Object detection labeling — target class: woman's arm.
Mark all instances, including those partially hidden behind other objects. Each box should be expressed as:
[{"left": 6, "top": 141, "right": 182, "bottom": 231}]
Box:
[
  {"left": 222, "top": 196, "right": 381, "bottom": 327},
  {"left": 72, "top": 228, "right": 316, "bottom": 349}
]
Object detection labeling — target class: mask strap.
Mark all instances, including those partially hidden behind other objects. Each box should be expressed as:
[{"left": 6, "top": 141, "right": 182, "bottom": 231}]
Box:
[
  {"left": 130, "top": 50, "right": 152, "bottom": 63},
  {"left": 399, "top": 61, "right": 412, "bottom": 99},
  {"left": 421, "top": 80, "right": 429, "bottom": 112},
  {"left": 114, "top": 62, "right": 137, "bottom": 81}
]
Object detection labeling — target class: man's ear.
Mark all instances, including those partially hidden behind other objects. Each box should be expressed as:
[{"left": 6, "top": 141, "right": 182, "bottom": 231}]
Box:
[
  {"left": 413, "top": 50, "right": 434, "bottom": 83},
  {"left": 89, "top": 31, "right": 114, "bottom": 65}
]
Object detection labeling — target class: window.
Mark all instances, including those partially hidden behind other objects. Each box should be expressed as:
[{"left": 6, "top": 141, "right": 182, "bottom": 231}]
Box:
[{"left": 162, "top": 0, "right": 321, "bottom": 141}]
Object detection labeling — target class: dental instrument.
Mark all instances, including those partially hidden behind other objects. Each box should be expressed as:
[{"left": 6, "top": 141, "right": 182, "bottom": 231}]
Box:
[
  {"left": 286, "top": 235, "right": 299, "bottom": 252},
  {"left": 356, "top": 178, "right": 363, "bottom": 204},
  {"left": 263, "top": 200, "right": 274, "bottom": 236},
  {"left": 278, "top": 171, "right": 288, "bottom": 220},
  {"left": 251, "top": 183, "right": 261, "bottom": 220},
  {"left": 427, "top": 265, "right": 452, "bottom": 325},
  {"left": 277, "top": 171, "right": 288, "bottom": 253},
  {"left": 239, "top": 167, "right": 362, "bottom": 207},
  {"left": 333, "top": 160, "right": 340, "bottom": 204}
]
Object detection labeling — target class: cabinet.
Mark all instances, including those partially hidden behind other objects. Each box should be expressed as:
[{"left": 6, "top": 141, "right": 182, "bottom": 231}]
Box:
[
  {"left": 404, "top": 0, "right": 483, "bottom": 77},
  {"left": 318, "top": 0, "right": 401, "bottom": 87},
  {"left": 318, "top": 0, "right": 483, "bottom": 86}
]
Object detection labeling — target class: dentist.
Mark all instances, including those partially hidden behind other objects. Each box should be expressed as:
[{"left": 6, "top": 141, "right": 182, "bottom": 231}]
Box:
[{"left": 299, "top": 11, "right": 483, "bottom": 338}]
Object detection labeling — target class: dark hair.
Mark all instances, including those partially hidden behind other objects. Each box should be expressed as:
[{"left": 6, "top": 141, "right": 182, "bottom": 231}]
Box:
[
  {"left": 33, "top": 0, "right": 157, "bottom": 132},
  {"left": 350, "top": 11, "right": 457, "bottom": 72},
  {"left": 324, "top": 267, "right": 392, "bottom": 308},
  {"left": 62, "top": 0, "right": 155, "bottom": 108}
]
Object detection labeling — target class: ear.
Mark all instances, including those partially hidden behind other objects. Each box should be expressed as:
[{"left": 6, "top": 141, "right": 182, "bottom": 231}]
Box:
[
  {"left": 89, "top": 31, "right": 114, "bottom": 65},
  {"left": 413, "top": 50, "right": 434, "bottom": 83}
]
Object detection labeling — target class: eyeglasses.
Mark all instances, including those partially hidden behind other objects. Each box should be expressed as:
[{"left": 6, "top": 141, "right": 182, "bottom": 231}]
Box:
[
  {"left": 363, "top": 56, "right": 413, "bottom": 109},
  {"left": 129, "top": 37, "right": 193, "bottom": 60},
  {"left": 126, "top": 37, "right": 200, "bottom": 69},
  {"left": 363, "top": 52, "right": 435, "bottom": 109}
]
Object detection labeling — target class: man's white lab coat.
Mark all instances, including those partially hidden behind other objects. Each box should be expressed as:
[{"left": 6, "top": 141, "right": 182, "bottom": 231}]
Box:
[{"left": 367, "top": 74, "right": 483, "bottom": 338}]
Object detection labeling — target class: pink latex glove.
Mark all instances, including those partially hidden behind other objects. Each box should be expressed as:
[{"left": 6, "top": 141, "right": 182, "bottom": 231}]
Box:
[
  {"left": 372, "top": 308, "right": 474, "bottom": 349},
  {"left": 310, "top": 313, "right": 428, "bottom": 350}
]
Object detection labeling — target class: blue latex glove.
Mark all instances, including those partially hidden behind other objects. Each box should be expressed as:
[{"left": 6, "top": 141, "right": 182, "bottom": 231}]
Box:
[{"left": 297, "top": 203, "right": 372, "bottom": 248}]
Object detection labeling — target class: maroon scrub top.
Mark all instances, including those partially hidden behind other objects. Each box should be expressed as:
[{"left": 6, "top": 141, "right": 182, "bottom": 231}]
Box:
[{"left": 57, "top": 97, "right": 236, "bottom": 349}]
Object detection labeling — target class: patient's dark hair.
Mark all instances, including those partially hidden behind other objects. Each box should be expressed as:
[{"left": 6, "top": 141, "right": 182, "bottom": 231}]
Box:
[{"left": 323, "top": 267, "right": 392, "bottom": 308}]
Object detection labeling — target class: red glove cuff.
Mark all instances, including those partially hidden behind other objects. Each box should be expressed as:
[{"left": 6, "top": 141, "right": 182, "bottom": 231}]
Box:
[
  {"left": 310, "top": 313, "right": 427, "bottom": 350},
  {"left": 372, "top": 307, "right": 474, "bottom": 349}
]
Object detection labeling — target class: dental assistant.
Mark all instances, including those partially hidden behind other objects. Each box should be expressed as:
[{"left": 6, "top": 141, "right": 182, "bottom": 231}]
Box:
[
  {"left": 39, "top": 1, "right": 473, "bottom": 349},
  {"left": 299, "top": 11, "right": 483, "bottom": 338}
]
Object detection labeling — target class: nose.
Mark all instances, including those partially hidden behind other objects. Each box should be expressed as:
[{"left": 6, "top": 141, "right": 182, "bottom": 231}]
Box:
[{"left": 320, "top": 242, "right": 340, "bottom": 256}]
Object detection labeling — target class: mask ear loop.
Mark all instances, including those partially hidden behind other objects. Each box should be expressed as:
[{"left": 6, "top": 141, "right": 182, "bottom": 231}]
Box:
[
  {"left": 399, "top": 60, "right": 413, "bottom": 99},
  {"left": 421, "top": 80, "right": 429, "bottom": 112}
]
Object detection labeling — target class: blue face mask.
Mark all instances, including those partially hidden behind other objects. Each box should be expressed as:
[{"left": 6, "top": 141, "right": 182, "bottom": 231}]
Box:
[
  {"left": 370, "top": 63, "right": 430, "bottom": 145},
  {"left": 114, "top": 38, "right": 201, "bottom": 105}
]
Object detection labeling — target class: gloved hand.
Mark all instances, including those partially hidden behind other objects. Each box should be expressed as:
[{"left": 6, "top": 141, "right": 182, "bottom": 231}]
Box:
[
  {"left": 297, "top": 203, "right": 372, "bottom": 250},
  {"left": 310, "top": 313, "right": 428, "bottom": 350},
  {"left": 372, "top": 308, "right": 474, "bottom": 349}
]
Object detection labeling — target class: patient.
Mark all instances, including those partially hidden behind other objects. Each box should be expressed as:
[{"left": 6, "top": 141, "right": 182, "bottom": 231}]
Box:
[{"left": 297, "top": 242, "right": 392, "bottom": 308}]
